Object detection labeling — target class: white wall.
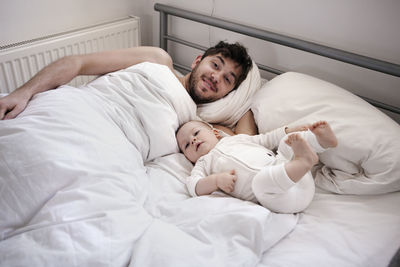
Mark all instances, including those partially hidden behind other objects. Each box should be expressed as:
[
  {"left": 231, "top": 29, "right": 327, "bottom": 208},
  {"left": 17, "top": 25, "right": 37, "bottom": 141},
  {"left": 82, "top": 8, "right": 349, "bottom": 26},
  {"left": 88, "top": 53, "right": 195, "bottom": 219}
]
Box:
[{"left": 0, "top": 0, "right": 140, "bottom": 47}]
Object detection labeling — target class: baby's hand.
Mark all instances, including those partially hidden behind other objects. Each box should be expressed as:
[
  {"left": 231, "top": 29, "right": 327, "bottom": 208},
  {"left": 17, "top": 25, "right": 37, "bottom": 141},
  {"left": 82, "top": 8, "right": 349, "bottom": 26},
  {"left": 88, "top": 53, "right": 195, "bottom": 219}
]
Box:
[
  {"left": 216, "top": 170, "right": 237, "bottom": 193},
  {"left": 285, "top": 124, "right": 310, "bottom": 134}
]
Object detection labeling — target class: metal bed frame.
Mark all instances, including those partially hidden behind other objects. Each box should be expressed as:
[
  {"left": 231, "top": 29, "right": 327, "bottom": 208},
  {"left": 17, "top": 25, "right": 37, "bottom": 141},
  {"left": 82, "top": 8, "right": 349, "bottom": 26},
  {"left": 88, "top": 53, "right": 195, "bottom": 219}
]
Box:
[{"left": 154, "top": 3, "right": 400, "bottom": 115}]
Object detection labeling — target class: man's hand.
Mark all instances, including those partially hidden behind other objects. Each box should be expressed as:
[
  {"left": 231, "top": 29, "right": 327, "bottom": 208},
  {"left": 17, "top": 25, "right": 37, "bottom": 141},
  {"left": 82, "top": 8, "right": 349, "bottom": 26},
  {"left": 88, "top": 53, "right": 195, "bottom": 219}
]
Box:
[
  {"left": 216, "top": 170, "right": 237, "bottom": 193},
  {"left": 0, "top": 89, "right": 32, "bottom": 120}
]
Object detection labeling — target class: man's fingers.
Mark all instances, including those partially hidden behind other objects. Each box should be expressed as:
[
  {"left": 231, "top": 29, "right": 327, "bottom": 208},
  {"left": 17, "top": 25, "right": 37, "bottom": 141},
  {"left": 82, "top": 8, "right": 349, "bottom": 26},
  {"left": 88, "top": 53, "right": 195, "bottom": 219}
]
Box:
[
  {"left": 230, "top": 170, "right": 237, "bottom": 182},
  {"left": 230, "top": 181, "right": 236, "bottom": 192},
  {"left": 4, "top": 112, "right": 16, "bottom": 120},
  {"left": 0, "top": 107, "right": 6, "bottom": 120},
  {"left": 3, "top": 105, "right": 22, "bottom": 120}
]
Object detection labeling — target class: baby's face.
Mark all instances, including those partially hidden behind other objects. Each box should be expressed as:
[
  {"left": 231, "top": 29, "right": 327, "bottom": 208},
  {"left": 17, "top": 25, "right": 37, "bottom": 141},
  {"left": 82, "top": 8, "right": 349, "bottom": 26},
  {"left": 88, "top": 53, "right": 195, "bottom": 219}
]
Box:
[{"left": 177, "top": 121, "right": 219, "bottom": 163}]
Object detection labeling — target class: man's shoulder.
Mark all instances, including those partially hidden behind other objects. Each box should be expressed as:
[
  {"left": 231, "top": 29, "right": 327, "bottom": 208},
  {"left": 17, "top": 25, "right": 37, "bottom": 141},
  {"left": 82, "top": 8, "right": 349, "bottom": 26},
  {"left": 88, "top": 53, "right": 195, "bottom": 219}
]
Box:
[{"left": 151, "top": 47, "right": 173, "bottom": 69}]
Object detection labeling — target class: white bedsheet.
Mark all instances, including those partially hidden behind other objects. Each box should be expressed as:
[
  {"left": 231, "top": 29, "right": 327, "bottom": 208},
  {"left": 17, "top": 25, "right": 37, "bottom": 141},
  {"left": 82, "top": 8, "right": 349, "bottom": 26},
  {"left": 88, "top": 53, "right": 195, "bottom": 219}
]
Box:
[
  {"left": 0, "top": 63, "right": 399, "bottom": 266},
  {"left": 0, "top": 63, "right": 297, "bottom": 266},
  {"left": 151, "top": 154, "right": 400, "bottom": 267},
  {"left": 261, "top": 188, "right": 400, "bottom": 267}
]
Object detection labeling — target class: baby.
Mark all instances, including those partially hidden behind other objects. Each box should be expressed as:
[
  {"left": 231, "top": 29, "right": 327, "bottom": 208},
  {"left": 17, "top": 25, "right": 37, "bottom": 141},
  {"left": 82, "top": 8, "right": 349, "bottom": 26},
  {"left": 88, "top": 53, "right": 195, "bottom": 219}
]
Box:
[{"left": 176, "top": 120, "right": 338, "bottom": 213}]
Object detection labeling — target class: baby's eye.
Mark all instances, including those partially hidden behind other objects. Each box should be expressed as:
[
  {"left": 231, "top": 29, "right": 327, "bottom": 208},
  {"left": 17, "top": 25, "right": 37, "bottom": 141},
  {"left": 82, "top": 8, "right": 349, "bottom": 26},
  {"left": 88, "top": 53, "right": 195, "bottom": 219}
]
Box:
[
  {"left": 194, "top": 130, "right": 200, "bottom": 136},
  {"left": 212, "top": 62, "right": 218, "bottom": 69},
  {"left": 185, "top": 143, "right": 189, "bottom": 149},
  {"left": 224, "top": 76, "right": 231, "bottom": 84}
]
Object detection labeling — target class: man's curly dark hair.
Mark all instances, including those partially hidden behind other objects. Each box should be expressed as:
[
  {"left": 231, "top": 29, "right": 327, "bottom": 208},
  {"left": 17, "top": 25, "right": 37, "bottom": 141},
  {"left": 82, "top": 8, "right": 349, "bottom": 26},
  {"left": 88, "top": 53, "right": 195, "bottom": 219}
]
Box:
[{"left": 201, "top": 41, "right": 252, "bottom": 90}]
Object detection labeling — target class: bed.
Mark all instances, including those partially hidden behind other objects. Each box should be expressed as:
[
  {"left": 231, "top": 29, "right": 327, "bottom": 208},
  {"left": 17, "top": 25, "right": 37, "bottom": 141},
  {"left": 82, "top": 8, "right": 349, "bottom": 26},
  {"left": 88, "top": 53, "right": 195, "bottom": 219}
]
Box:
[{"left": 1, "top": 3, "right": 400, "bottom": 267}]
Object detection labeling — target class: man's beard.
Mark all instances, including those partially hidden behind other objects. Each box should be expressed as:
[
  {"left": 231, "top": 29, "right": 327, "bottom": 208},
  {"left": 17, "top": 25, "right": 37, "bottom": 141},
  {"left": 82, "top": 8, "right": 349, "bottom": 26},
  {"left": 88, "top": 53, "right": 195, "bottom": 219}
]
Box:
[{"left": 188, "top": 64, "right": 215, "bottom": 104}]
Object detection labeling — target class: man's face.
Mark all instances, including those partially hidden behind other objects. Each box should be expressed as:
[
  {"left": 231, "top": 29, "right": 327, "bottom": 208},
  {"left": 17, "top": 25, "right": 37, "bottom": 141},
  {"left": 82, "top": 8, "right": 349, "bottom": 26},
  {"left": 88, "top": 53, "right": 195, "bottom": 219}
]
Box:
[{"left": 188, "top": 54, "right": 242, "bottom": 104}]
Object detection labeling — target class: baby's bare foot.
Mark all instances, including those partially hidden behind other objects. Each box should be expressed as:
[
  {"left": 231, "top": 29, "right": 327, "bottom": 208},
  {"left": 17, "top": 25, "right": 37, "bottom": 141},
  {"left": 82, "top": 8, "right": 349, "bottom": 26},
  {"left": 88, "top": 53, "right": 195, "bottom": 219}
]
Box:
[
  {"left": 285, "top": 133, "right": 319, "bottom": 167},
  {"left": 310, "top": 121, "right": 338, "bottom": 148}
]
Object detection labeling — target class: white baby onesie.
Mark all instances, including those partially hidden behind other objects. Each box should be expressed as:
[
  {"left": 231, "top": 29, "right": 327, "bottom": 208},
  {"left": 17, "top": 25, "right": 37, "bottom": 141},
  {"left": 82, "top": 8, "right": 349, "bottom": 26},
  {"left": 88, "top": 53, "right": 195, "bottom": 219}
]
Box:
[{"left": 185, "top": 128, "right": 325, "bottom": 213}]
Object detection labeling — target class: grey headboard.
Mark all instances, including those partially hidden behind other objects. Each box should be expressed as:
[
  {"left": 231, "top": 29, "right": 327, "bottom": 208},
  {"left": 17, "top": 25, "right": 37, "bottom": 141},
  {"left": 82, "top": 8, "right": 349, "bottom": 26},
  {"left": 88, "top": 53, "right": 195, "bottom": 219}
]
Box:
[{"left": 154, "top": 3, "right": 400, "bottom": 115}]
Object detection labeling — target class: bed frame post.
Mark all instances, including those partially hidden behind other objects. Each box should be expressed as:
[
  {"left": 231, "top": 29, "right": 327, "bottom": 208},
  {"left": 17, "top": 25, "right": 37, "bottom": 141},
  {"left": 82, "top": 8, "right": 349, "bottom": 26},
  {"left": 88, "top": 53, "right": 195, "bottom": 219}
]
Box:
[{"left": 159, "top": 11, "right": 168, "bottom": 50}]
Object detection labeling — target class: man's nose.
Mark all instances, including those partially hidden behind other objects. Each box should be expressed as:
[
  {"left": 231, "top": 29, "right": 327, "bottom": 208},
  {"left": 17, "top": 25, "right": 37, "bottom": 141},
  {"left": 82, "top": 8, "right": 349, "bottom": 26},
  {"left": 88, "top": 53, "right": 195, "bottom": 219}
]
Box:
[{"left": 211, "top": 72, "right": 221, "bottom": 83}]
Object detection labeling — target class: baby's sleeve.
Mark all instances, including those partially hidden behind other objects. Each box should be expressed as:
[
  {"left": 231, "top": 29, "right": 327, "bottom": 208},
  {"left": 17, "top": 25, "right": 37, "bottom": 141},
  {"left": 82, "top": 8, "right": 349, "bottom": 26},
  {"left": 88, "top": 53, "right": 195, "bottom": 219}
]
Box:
[
  {"left": 251, "top": 126, "right": 287, "bottom": 149},
  {"left": 185, "top": 159, "right": 208, "bottom": 197}
]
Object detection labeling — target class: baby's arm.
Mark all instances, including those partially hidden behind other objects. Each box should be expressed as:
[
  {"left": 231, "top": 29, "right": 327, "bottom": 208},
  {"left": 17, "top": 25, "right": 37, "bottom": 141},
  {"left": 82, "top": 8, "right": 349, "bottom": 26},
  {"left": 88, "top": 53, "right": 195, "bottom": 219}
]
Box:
[
  {"left": 195, "top": 170, "right": 237, "bottom": 196},
  {"left": 285, "top": 124, "right": 310, "bottom": 134},
  {"left": 249, "top": 123, "right": 309, "bottom": 150}
]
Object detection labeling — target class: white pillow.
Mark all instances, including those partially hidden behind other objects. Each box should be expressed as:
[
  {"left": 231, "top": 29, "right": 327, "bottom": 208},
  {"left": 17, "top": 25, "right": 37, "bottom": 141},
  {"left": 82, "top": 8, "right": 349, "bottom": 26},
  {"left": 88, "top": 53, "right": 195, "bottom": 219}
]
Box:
[
  {"left": 197, "top": 61, "right": 261, "bottom": 128},
  {"left": 251, "top": 72, "right": 400, "bottom": 195}
]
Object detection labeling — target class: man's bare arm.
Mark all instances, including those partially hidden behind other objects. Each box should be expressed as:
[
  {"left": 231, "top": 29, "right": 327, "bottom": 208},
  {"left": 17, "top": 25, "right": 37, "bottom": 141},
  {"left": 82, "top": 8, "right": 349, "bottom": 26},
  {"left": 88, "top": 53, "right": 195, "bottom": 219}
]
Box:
[
  {"left": 234, "top": 110, "right": 258, "bottom": 135},
  {"left": 0, "top": 46, "right": 173, "bottom": 119},
  {"left": 213, "top": 110, "right": 258, "bottom": 136}
]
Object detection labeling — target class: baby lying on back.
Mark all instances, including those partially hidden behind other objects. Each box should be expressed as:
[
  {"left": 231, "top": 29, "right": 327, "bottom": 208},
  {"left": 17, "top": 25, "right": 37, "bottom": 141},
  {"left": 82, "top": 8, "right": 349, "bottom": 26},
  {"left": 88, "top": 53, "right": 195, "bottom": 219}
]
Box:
[{"left": 176, "top": 120, "right": 337, "bottom": 213}]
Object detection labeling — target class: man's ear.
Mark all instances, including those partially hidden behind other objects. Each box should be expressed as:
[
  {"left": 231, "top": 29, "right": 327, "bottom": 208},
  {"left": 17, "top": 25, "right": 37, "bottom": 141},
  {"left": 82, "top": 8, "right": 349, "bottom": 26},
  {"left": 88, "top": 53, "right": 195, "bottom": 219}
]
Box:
[
  {"left": 191, "top": 55, "right": 202, "bottom": 69},
  {"left": 213, "top": 129, "right": 222, "bottom": 139}
]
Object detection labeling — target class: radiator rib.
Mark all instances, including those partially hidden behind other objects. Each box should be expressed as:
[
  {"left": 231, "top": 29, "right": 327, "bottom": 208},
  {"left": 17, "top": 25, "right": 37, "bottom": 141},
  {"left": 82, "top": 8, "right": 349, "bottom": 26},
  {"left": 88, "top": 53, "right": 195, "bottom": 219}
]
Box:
[{"left": 0, "top": 16, "right": 140, "bottom": 93}]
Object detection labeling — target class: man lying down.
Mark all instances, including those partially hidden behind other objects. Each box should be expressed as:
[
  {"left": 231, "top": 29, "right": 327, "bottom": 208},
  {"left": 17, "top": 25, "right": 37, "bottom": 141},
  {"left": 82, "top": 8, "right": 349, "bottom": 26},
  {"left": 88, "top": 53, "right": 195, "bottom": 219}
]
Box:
[{"left": 0, "top": 41, "right": 256, "bottom": 134}]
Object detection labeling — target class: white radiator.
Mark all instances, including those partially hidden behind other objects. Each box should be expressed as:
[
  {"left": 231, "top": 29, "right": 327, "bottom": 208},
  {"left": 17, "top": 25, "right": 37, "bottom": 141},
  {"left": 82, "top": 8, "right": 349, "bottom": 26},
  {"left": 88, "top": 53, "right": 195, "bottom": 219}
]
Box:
[{"left": 0, "top": 16, "right": 140, "bottom": 93}]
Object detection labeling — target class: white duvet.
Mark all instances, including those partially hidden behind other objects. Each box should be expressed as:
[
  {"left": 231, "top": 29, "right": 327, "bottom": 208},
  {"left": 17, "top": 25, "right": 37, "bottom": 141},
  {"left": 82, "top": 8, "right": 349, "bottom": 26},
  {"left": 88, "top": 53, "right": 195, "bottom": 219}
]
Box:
[
  {"left": 0, "top": 63, "right": 298, "bottom": 266},
  {"left": 1, "top": 63, "right": 399, "bottom": 267}
]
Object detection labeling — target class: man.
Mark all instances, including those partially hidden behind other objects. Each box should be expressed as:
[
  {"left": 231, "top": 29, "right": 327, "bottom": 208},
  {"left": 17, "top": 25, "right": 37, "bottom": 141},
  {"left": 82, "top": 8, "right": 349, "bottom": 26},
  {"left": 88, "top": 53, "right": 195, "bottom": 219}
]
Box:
[{"left": 0, "top": 41, "right": 257, "bottom": 134}]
